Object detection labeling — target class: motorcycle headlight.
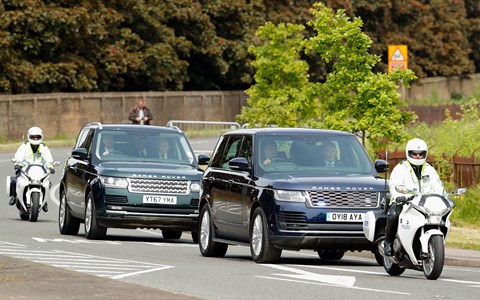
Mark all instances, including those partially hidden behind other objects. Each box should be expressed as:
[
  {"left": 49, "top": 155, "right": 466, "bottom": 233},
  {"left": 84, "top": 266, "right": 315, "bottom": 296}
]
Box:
[
  {"left": 274, "top": 190, "right": 307, "bottom": 202},
  {"left": 99, "top": 176, "right": 128, "bottom": 188}
]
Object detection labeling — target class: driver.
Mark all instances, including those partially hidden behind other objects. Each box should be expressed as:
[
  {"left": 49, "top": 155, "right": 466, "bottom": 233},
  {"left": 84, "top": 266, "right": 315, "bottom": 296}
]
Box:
[
  {"left": 384, "top": 138, "right": 446, "bottom": 256},
  {"left": 262, "top": 141, "right": 278, "bottom": 166},
  {"left": 9, "top": 127, "right": 54, "bottom": 212}
]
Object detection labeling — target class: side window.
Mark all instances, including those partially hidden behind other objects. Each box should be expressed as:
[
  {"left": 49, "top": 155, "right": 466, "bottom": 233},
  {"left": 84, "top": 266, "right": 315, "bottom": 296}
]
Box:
[
  {"left": 222, "top": 136, "right": 243, "bottom": 169},
  {"left": 238, "top": 135, "right": 252, "bottom": 166},
  {"left": 210, "top": 136, "right": 228, "bottom": 168},
  {"left": 74, "top": 129, "right": 88, "bottom": 149},
  {"left": 81, "top": 129, "right": 95, "bottom": 154}
]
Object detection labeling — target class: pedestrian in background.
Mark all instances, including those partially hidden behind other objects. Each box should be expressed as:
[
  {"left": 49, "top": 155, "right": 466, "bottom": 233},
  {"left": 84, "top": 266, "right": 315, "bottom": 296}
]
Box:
[{"left": 129, "top": 98, "right": 153, "bottom": 125}]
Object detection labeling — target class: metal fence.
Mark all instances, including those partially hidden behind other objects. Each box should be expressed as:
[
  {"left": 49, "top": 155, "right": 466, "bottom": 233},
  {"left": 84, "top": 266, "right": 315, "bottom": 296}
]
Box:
[{"left": 166, "top": 120, "right": 241, "bottom": 133}]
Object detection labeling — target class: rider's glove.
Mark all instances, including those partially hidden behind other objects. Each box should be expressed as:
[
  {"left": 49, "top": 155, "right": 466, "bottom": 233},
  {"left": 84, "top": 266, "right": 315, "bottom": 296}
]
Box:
[
  {"left": 49, "top": 167, "right": 56, "bottom": 174},
  {"left": 396, "top": 196, "right": 407, "bottom": 205},
  {"left": 14, "top": 164, "right": 21, "bottom": 171}
]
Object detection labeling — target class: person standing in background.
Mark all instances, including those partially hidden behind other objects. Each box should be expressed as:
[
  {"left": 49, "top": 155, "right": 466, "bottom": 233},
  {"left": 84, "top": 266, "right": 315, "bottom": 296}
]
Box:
[{"left": 129, "top": 98, "right": 153, "bottom": 125}]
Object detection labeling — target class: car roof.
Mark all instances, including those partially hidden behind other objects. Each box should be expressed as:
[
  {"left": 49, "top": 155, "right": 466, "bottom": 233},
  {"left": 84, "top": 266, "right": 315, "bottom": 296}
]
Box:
[
  {"left": 83, "top": 122, "right": 183, "bottom": 133},
  {"left": 222, "top": 127, "right": 353, "bottom": 137}
]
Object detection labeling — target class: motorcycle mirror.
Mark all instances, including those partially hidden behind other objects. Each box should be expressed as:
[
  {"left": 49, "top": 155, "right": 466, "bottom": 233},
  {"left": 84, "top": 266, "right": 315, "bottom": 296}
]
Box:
[
  {"left": 11, "top": 158, "right": 18, "bottom": 164},
  {"left": 52, "top": 161, "right": 61, "bottom": 167}
]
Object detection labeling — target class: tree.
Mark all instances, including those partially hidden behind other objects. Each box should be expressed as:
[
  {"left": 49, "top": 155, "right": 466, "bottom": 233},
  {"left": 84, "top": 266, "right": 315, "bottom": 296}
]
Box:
[{"left": 238, "top": 3, "right": 417, "bottom": 150}]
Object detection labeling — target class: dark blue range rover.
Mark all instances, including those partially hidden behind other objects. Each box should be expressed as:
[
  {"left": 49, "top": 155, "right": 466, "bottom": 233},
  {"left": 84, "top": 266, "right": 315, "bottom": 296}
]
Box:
[{"left": 198, "top": 128, "right": 388, "bottom": 263}]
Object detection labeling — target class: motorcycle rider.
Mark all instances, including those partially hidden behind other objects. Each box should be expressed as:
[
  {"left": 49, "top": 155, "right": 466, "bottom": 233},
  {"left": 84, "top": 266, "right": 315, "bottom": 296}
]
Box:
[
  {"left": 384, "top": 138, "right": 446, "bottom": 256},
  {"left": 8, "top": 127, "right": 55, "bottom": 212}
]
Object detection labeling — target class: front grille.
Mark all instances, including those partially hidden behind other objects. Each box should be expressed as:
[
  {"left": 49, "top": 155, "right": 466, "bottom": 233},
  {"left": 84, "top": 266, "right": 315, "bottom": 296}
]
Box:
[
  {"left": 307, "top": 191, "right": 379, "bottom": 208},
  {"left": 105, "top": 195, "right": 128, "bottom": 203},
  {"left": 127, "top": 178, "right": 190, "bottom": 195}
]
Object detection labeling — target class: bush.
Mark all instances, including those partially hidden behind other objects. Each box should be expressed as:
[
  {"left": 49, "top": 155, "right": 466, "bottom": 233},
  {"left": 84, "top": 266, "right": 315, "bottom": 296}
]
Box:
[{"left": 450, "top": 185, "right": 480, "bottom": 228}]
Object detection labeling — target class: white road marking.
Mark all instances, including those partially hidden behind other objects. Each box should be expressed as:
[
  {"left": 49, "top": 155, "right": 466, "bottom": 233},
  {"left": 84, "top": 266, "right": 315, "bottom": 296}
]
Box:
[
  {"left": 261, "top": 264, "right": 410, "bottom": 295},
  {"left": 441, "top": 278, "right": 480, "bottom": 285},
  {"left": 0, "top": 241, "right": 173, "bottom": 279},
  {"left": 50, "top": 183, "right": 60, "bottom": 206}
]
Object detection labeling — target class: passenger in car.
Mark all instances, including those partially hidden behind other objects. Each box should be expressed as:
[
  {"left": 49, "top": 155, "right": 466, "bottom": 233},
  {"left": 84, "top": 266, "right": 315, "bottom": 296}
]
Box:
[
  {"left": 322, "top": 141, "right": 342, "bottom": 167},
  {"left": 157, "top": 138, "right": 171, "bottom": 159}
]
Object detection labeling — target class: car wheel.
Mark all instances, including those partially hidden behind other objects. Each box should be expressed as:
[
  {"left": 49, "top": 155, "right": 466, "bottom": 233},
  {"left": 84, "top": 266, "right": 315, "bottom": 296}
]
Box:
[
  {"left": 59, "top": 189, "right": 80, "bottom": 235},
  {"left": 162, "top": 230, "right": 182, "bottom": 240},
  {"left": 317, "top": 250, "right": 345, "bottom": 261},
  {"left": 250, "top": 207, "right": 282, "bottom": 263},
  {"left": 199, "top": 204, "right": 228, "bottom": 257},
  {"left": 84, "top": 192, "right": 107, "bottom": 240}
]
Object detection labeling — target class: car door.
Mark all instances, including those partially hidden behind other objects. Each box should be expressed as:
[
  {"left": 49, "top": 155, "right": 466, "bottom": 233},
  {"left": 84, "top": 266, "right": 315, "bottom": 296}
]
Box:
[
  {"left": 65, "top": 129, "right": 95, "bottom": 218},
  {"left": 205, "top": 135, "right": 243, "bottom": 238},
  {"left": 227, "top": 135, "right": 253, "bottom": 241}
]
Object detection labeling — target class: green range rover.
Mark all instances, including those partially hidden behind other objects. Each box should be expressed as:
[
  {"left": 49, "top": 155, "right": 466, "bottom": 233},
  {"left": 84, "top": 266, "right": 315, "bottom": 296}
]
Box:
[{"left": 58, "top": 122, "right": 207, "bottom": 242}]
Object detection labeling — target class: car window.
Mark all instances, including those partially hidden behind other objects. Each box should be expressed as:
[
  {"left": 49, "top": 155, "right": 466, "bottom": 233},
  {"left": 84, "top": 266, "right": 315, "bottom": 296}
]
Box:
[
  {"left": 222, "top": 136, "right": 243, "bottom": 169},
  {"left": 238, "top": 135, "right": 252, "bottom": 166},
  {"left": 256, "top": 134, "right": 373, "bottom": 175},
  {"left": 95, "top": 129, "right": 195, "bottom": 165}
]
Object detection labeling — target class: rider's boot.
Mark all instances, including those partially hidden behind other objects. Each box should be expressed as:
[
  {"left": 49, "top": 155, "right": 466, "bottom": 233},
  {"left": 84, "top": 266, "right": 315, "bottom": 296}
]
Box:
[
  {"left": 8, "top": 196, "right": 16, "bottom": 206},
  {"left": 42, "top": 202, "right": 48, "bottom": 212}
]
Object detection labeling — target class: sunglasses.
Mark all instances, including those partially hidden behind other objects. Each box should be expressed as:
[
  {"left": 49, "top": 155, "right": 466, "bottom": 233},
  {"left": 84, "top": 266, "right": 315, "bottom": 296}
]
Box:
[
  {"left": 30, "top": 135, "right": 42, "bottom": 140},
  {"left": 409, "top": 150, "right": 426, "bottom": 158}
]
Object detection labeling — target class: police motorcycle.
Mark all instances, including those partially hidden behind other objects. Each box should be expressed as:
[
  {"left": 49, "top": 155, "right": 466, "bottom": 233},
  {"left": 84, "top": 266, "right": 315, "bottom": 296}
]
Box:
[
  {"left": 6, "top": 154, "right": 60, "bottom": 222},
  {"left": 363, "top": 184, "right": 454, "bottom": 280}
]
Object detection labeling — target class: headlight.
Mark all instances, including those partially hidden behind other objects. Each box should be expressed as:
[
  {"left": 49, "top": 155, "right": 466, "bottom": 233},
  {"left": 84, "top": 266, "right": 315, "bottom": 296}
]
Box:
[
  {"left": 190, "top": 182, "right": 201, "bottom": 193},
  {"left": 274, "top": 190, "right": 307, "bottom": 202},
  {"left": 99, "top": 176, "right": 128, "bottom": 188}
]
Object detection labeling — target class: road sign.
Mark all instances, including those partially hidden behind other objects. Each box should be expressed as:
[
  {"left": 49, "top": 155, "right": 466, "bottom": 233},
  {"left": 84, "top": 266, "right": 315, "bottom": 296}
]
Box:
[{"left": 388, "top": 45, "right": 408, "bottom": 72}]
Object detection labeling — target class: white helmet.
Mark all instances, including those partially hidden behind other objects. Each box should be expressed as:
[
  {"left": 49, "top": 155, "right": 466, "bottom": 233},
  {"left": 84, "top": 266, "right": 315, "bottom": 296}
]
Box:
[
  {"left": 406, "top": 138, "right": 428, "bottom": 166},
  {"left": 27, "top": 127, "right": 43, "bottom": 146}
]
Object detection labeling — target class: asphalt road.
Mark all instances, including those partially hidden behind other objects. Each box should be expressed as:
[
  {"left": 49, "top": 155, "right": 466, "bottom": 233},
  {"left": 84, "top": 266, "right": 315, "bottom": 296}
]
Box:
[{"left": 1, "top": 144, "right": 480, "bottom": 299}]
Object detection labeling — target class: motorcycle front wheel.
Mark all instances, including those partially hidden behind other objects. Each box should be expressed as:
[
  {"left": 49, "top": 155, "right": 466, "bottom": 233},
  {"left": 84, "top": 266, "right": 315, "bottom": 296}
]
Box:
[
  {"left": 423, "top": 235, "right": 445, "bottom": 280},
  {"left": 29, "top": 192, "right": 40, "bottom": 222},
  {"left": 383, "top": 255, "right": 405, "bottom": 276}
]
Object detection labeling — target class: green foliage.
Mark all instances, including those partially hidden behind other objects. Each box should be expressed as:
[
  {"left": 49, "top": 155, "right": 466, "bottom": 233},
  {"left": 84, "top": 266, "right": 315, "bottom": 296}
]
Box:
[
  {"left": 388, "top": 101, "right": 480, "bottom": 190},
  {"left": 237, "top": 22, "right": 319, "bottom": 127},
  {"left": 239, "top": 3, "right": 416, "bottom": 151},
  {"left": 450, "top": 186, "right": 480, "bottom": 228}
]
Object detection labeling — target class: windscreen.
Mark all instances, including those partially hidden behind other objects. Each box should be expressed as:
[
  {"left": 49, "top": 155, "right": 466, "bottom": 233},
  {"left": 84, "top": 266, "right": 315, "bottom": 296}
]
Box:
[
  {"left": 95, "top": 129, "right": 195, "bottom": 165},
  {"left": 256, "top": 133, "right": 373, "bottom": 176}
]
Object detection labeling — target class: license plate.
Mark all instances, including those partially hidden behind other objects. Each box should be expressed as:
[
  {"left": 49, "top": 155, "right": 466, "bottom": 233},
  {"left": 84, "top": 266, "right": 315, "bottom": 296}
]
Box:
[
  {"left": 326, "top": 212, "right": 364, "bottom": 222},
  {"left": 143, "top": 195, "right": 177, "bottom": 205}
]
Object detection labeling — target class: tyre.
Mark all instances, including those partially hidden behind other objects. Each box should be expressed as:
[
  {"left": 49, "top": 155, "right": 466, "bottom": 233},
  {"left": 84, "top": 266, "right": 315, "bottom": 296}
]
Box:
[
  {"left": 84, "top": 192, "right": 107, "bottom": 240},
  {"left": 162, "top": 230, "right": 182, "bottom": 240},
  {"left": 422, "top": 235, "right": 445, "bottom": 280},
  {"left": 191, "top": 231, "right": 199, "bottom": 244},
  {"left": 383, "top": 255, "right": 405, "bottom": 276},
  {"left": 199, "top": 205, "right": 228, "bottom": 257},
  {"left": 373, "top": 250, "right": 384, "bottom": 266},
  {"left": 318, "top": 250, "right": 345, "bottom": 261},
  {"left": 59, "top": 189, "right": 80, "bottom": 235},
  {"left": 29, "top": 192, "right": 40, "bottom": 222},
  {"left": 250, "top": 207, "right": 282, "bottom": 263}
]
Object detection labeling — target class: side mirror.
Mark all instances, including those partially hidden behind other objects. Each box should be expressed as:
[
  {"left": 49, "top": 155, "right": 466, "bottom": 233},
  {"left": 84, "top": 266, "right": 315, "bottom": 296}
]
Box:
[
  {"left": 229, "top": 157, "right": 250, "bottom": 171},
  {"left": 52, "top": 161, "right": 61, "bottom": 167},
  {"left": 375, "top": 159, "right": 389, "bottom": 173},
  {"left": 72, "top": 148, "right": 88, "bottom": 159},
  {"left": 197, "top": 153, "right": 210, "bottom": 166}
]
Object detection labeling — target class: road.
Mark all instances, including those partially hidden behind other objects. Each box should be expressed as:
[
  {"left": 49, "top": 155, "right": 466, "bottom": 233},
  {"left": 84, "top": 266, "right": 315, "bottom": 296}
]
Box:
[{"left": 1, "top": 143, "right": 480, "bottom": 299}]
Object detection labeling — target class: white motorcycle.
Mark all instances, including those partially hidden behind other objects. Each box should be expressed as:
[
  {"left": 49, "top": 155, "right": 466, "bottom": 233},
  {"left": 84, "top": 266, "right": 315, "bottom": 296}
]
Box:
[
  {"left": 363, "top": 185, "right": 454, "bottom": 280},
  {"left": 6, "top": 158, "right": 60, "bottom": 222}
]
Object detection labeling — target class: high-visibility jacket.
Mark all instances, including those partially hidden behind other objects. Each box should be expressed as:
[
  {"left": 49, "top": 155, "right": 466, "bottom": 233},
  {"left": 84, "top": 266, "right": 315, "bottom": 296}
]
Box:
[
  {"left": 389, "top": 160, "right": 445, "bottom": 205},
  {"left": 14, "top": 142, "right": 53, "bottom": 167}
]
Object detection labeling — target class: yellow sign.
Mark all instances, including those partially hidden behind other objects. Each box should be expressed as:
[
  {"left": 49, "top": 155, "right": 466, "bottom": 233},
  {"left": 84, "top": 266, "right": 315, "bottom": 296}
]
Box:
[{"left": 388, "top": 45, "right": 408, "bottom": 72}]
